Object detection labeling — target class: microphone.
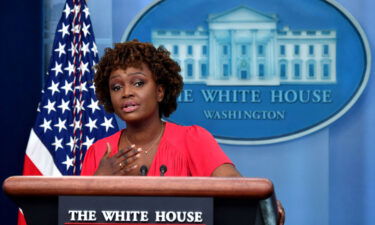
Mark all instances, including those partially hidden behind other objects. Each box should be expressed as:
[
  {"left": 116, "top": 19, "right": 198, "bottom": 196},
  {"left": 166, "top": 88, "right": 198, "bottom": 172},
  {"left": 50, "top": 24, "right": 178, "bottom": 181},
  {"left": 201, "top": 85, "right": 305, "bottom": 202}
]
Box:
[
  {"left": 159, "top": 165, "right": 167, "bottom": 176},
  {"left": 140, "top": 165, "right": 148, "bottom": 176}
]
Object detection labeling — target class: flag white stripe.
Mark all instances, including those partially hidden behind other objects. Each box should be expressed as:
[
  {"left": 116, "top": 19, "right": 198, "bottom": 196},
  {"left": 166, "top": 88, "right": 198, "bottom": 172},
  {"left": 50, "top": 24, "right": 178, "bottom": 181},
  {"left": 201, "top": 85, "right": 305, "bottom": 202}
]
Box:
[{"left": 25, "top": 129, "right": 62, "bottom": 176}]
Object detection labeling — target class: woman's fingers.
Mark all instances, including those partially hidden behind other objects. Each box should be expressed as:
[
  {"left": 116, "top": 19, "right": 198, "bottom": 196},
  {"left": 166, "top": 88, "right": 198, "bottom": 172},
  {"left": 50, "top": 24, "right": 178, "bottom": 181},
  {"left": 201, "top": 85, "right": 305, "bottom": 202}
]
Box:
[
  {"left": 110, "top": 145, "right": 141, "bottom": 175},
  {"left": 117, "top": 145, "right": 142, "bottom": 158},
  {"left": 104, "top": 142, "right": 112, "bottom": 158},
  {"left": 102, "top": 144, "right": 142, "bottom": 175},
  {"left": 116, "top": 150, "right": 141, "bottom": 169},
  {"left": 95, "top": 143, "right": 143, "bottom": 175},
  {"left": 124, "top": 152, "right": 141, "bottom": 165},
  {"left": 114, "top": 145, "right": 133, "bottom": 158},
  {"left": 116, "top": 146, "right": 142, "bottom": 163},
  {"left": 119, "top": 164, "right": 138, "bottom": 175}
]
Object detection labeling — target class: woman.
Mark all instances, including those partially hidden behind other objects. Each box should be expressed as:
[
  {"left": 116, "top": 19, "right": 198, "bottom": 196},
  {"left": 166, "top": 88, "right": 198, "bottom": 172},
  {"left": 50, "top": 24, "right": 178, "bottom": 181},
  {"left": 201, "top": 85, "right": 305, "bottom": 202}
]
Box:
[
  {"left": 81, "top": 40, "right": 241, "bottom": 177},
  {"left": 81, "top": 40, "right": 285, "bottom": 224}
]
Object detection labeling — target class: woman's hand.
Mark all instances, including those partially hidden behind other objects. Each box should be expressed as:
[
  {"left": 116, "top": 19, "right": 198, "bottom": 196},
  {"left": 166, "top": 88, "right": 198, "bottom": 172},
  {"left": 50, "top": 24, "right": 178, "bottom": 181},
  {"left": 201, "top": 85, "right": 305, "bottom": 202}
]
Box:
[
  {"left": 94, "top": 143, "right": 142, "bottom": 175},
  {"left": 277, "top": 200, "right": 285, "bottom": 225},
  {"left": 212, "top": 164, "right": 285, "bottom": 225}
]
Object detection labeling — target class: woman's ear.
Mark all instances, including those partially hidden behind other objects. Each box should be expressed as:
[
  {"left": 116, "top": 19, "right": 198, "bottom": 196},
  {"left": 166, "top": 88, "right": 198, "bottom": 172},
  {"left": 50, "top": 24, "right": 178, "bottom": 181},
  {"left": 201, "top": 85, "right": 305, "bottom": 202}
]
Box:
[{"left": 157, "top": 84, "right": 165, "bottom": 103}]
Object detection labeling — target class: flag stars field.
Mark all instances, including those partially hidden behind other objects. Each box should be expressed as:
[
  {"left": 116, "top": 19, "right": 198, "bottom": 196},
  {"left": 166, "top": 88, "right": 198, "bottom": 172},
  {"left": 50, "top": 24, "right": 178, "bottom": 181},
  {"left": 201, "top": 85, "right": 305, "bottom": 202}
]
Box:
[
  {"left": 74, "top": 100, "right": 85, "bottom": 113},
  {"left": 58, "top": 99, "right": 70, "bottom": 113},
  {"left": 52, "top": 137, "right": 64, "bottom": 151},
  {"left": 81, "top": 41, "right": 90, "bottom": 56},
  {"left": 61, "top": 80, "right": 73, "bottom": 95},
  {"left": 87, "top": 99, "right": 100, "bottom": 113},
  {"left": 82, "top": 23, "right": 91, "bottom": 37},
  {"left": 54, "top": 42, "right": 66, "bottom": 57},
  {"left": 89, "top": 82, "right": 96, "bottom": 92},
  {"left": 91, "top": 42, "right": 98, "bottom": 56},
  {"left": 39, "top": 118, "right": 52, "bottom": 133},
  {"left": 83, "top": 137, "right": 95, "bottom": 149},
  {"left": 64, "top": 62, "right": 75, "bottom": 76},
  {"left": 51, "top": 62, "right": 63, "bottom": 76},
  {"left": 48, "top": 80, "right": 60, "bottom": 95},
  {"left": 63, "top": 4, "right": 71, "bottom": 19},
  {"left": 68, "top": 43, "right": 78, "bottom": 57},
  {"left": 54, "top": 118, "right": 67, "bottom": 133},
  {"left": 101, "top": 117, "right": 114, "bottom": 132},
  {"left": 85, "top": 117, "right": 98, "bottom": 132},
  {"left": 82, "top": 6, "right": 90, "bottom": 18},
  {"left": 62, "top": 155, "right": 74, "bottom": 171},
  {"left": 43, "top": 100, "right": 56, "bottom": 114},
  {"left": 79, "top": 61, "right": 90, "bottom": 74},
  {"left": 58, "top": 23, "right": 70, "bottom": 38},
  {"left": 66, "top": 136, "right": 77, "bottom": 152},
  {"left": 76, "top": 81, "right": 88, "bottom": 92}
]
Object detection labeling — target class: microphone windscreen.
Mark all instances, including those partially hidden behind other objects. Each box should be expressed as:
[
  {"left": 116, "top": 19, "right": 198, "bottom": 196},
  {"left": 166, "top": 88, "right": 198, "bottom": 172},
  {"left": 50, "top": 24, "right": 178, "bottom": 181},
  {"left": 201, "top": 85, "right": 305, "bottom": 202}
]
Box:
[
  {"left": 160, "top": 165, "right": 167, "bottom": 176},
  {"left": 140, "top": 165, "right": 148, "bottom": 176}
]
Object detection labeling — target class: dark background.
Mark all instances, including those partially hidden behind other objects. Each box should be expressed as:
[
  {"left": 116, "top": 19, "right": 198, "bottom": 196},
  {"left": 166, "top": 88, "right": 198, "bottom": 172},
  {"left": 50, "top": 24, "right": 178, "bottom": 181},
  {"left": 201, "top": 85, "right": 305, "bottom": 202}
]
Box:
[{"left": 0, "top": 0, "right": 43, "bottom": 224}]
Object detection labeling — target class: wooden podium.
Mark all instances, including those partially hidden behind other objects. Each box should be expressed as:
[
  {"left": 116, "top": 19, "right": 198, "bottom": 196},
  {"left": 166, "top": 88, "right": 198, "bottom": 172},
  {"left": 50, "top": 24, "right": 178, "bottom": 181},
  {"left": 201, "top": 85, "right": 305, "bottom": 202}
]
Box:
[{"left": 3, "top": 176, "right": 279, "bottom": 225}]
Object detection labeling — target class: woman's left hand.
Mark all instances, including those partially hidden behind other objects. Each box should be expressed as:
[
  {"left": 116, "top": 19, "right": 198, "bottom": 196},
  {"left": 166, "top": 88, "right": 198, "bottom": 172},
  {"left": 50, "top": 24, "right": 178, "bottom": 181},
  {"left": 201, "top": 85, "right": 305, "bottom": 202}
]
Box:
[{"left": 277, "top": 200, "right": 285, "bottom": 225}]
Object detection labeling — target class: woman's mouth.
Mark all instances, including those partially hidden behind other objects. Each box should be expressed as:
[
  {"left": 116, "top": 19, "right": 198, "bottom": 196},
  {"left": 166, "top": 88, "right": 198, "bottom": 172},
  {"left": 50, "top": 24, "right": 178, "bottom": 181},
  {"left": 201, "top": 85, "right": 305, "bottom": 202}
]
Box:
[{"left": 121, "top": 102, "right": 139, "bottom": 113}]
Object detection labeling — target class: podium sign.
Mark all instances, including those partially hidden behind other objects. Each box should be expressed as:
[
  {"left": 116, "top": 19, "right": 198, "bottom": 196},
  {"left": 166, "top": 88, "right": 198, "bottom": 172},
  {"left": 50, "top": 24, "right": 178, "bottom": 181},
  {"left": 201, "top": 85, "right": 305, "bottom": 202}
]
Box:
[
  {"left": 59, "top": 196, "right": 213, "bottom": 225},
  {"left": 3, "top": 176, "right": 278, "bottom": 225}
]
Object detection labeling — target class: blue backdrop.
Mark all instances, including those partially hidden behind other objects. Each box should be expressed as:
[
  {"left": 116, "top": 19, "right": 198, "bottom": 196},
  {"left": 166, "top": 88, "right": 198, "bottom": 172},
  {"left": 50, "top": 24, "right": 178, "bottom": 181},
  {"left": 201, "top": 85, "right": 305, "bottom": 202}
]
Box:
[{"left": 0, "top": 0, "right": 374, "bottom": 225}]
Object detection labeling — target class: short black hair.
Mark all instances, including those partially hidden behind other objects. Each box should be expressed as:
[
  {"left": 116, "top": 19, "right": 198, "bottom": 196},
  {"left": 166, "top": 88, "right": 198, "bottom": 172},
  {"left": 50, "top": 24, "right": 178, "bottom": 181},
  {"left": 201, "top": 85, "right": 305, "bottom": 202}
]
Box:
[{"left": 94, "top": 40, "right": 183, "bottom": 117}]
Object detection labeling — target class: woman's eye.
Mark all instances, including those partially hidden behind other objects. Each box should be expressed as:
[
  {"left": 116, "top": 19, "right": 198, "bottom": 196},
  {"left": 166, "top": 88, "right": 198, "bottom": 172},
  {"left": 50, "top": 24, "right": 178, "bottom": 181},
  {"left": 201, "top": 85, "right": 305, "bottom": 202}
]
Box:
[
  {"left": 111, "top": 84, "right": 122, "bottom": 91},
  {"left": 134, "top": 81, "right": 145, "bottom": 87}
]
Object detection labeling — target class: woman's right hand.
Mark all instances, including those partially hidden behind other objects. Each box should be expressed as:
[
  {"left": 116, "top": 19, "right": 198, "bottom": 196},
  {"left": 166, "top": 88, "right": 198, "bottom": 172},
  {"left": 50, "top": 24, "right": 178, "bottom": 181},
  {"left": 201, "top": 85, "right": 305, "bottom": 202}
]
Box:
[{"left": 94, "top": 143, "right": 142, "bottom": 175}]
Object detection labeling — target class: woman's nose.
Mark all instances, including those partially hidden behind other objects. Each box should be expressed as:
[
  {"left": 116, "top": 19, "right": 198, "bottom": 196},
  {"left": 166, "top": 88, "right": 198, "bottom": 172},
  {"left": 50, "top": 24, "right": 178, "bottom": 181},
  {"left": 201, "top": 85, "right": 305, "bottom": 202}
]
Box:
[{"left": 122, "top": 84, "right": 133, "bottom": 98}]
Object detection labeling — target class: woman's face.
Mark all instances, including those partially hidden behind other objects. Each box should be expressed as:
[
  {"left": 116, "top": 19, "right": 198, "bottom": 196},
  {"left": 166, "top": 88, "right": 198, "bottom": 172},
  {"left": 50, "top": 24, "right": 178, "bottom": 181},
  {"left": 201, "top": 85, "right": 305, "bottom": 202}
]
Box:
[{"left": 108, "top": 64, "right": 164, "bottom": 124}]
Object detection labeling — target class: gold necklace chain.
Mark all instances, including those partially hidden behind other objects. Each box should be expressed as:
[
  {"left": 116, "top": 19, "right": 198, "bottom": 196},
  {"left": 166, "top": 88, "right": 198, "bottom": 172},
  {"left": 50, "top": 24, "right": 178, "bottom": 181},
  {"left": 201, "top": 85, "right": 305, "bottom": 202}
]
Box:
[{"left": 125, "top": 122, "right": 165, "bottom": 154}]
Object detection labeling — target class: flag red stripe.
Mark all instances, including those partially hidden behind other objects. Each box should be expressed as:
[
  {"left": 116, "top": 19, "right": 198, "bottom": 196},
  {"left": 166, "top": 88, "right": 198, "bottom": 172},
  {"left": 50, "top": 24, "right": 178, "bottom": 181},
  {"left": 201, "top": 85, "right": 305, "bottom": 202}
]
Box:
[
  {"left": 17, "top": 211, "right": 27, "bottom": 225},
  {"left": 22, "top": 154, "right": 43, "bottom": 175}
]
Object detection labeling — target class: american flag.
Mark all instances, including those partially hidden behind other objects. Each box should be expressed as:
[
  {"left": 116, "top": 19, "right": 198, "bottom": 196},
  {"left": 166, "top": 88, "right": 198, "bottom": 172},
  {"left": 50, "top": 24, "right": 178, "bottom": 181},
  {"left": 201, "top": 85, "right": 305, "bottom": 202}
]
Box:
[
  {"left": 22, "top": 0, "right": 118, "bottom": 178},
  {"left": 19, "top": 0, "right": 118, "bottom": 223}
]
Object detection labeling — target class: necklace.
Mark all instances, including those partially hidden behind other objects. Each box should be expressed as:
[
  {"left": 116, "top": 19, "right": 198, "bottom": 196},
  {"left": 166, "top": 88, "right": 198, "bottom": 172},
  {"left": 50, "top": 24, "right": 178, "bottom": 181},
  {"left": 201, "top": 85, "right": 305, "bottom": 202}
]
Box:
[{"left": 125, "top": 122, "right": 165, "bottom": 154}]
